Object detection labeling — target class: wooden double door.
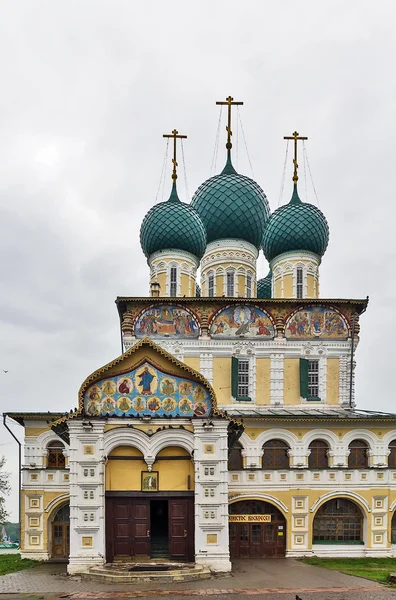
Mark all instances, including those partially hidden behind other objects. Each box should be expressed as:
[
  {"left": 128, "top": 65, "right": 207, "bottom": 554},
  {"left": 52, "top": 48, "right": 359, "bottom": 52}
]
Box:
[
  {"left": 106, "top": 496, "right": 194, "bottom": 562},
  {"left": 229, "top": 521, "right": 286, "bottom": 558}
]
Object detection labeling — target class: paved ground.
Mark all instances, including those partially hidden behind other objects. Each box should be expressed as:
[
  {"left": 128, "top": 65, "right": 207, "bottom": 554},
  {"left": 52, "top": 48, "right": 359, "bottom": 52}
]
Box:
[{"left": 0, "top": 559, "right": 396, "bottom": 599}]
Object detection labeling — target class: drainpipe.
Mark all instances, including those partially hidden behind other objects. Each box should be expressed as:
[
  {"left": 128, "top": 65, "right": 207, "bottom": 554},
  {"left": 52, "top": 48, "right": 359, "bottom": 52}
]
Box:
[
  {"left": 349, "top": 315, "right": 356, "bottom": 408},
  {"left": 3, "top": 414, "right": 22, "bottom": 541}
]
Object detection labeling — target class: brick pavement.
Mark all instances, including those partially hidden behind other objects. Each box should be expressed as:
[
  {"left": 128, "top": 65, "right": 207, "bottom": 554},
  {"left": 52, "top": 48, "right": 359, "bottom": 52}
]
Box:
[{"left": 0, "top": 559, "right": 391, "bottom": 598}]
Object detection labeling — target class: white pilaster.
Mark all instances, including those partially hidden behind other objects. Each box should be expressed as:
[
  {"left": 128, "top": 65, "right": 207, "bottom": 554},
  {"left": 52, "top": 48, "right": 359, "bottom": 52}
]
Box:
[
  {"left": 193, "top": 420, "right": 231, "bottom": 572},
  {"left": 270, "top": 353, "right": 284, "bottom": 405},
  {"left": 67, "top": 420, "right": 106, "bottom": 574}
]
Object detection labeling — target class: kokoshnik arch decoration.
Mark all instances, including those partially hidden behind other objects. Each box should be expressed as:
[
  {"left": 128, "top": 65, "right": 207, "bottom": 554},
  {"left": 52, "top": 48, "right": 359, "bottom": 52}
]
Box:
[
  {"left": 210, "top": 305, "right": 274, "bottom": 338},
  {"left": 84, "top": 361, "right": 212, "bottom": 418},
  {"left": 285, "top": 306, "right": 349, "bottom": 339},
  {"left": 135, "top": 305, "right": 199, "bottom": 338}
]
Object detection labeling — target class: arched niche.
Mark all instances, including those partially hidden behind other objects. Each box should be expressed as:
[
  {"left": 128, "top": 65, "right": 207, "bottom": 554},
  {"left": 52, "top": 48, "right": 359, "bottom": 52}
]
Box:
[
  {"left": 135, "top": 305, "right": 199, "bottom": 338},
  {"left": 285, "top": 305, "right": 349, "bottom": 339},
  {"left": 210, "top": 305, "right": 274, "bottom": 339}
]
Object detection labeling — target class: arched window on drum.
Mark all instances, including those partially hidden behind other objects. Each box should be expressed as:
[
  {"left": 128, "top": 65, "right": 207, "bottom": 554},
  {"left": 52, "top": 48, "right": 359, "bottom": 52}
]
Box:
[
  {"left": 388, "top": 440, "right": 396, "bottom": 468},
  {"left": 308, "top": 440, "right": 329, "bottom": 469},
  {"left": 348, "top": 440, "right": 369, "bottom": 469},
  {"left": 47, "top": 441, "right": 66, "bottom": 469},
  {"left": 262, "top": 440, "right": 289, "bottom": 470},
  {"left": 313, "top": 499, "right": 363, "bottom": 544},
  {"left": 228, "top": 442, "right": 243, "bottom": 470}
]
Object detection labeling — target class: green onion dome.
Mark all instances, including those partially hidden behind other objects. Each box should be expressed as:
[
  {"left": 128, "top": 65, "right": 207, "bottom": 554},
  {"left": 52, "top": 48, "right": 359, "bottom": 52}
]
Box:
[
  {"left": 191, "top": 152, "right": 270, "bottom": 249},
  {"left": 257, "top": 271, "right": 272, "bottom": 298},
  {"left": 262, "top": 185, "right": 329, "bottom": 262},
  {"left": 140, "top": 183, "right": 206, "bottom": 259}
]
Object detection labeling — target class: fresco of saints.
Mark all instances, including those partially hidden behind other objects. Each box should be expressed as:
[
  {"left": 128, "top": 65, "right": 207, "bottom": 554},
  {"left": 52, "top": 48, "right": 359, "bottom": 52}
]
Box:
[
  {"left": 162, "top": 397, "right": 176, "bottom": 413},
  {"left": 137, "top": 367, "right": 154, "bottom": 395},
  {"left": 103, "top": 380, "right": 116, "bottom": 395},
  {"left": 102, "top": 397, "right": 116, "bottom": 414},
  {"left": 179, "top": 397, "right": 193, "bottom": 414},
  {"left": 193, "top": 386, "right": 206, "bottom": 402},
  {"left": 88, "top": 386, "right": 101, "bottom": 401},
  {"left": 86, "top": 399, "right": 100, "bottom": 416},
  {"left": 147, "top": 397, "right": 161, "bottom": 412},
  {"left": 118, "top": 378, "right": 132, "bottom": 394},
  {"left": 194, "top": 401, "right": 207, "bottom": 416},
  {"left": 117, "top": 397, "right": 131, "bottom": 412},
  {"left": 256, "top": 319, "right": 271, "bottom": 336},
  {"left": 161, "top": 378, "right": 175, "bottom": 395},
  {"left": 179, "top": 381, "right": 192, "bottom": 396},
  {"left": 142, "top": 473, "right": 157, "bottom": 491},
  {"left": 134, "top": 396, "right": 146, "bottom": 413}
]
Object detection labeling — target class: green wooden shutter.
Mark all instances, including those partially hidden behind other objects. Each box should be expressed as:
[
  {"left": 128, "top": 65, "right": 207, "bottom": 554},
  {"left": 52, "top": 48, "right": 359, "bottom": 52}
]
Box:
[
  {"left": 231, "top": 356, "right": 239, "bottom": 399},
  {"left": 300, "top": 358, "right": 309, "bottom": 399}
]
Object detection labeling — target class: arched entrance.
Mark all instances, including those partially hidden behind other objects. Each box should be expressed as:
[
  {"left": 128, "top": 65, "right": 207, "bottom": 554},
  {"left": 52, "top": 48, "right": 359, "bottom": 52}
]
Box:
[
  {"left": 313, "top": 498, "right": 363, "bottom": 544},
  {"left": 229, "top": 500, "right": 286, "bottom": 558},
  {"left": 51, "top": 503, "right": 70, "bottom": 559}
]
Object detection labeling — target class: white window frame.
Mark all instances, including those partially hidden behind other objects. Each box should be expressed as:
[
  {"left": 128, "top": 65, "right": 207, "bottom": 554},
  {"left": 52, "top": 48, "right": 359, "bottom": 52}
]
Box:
[
  {"left": 208, "top": 270, "right": 215, "bottom": 297},
  {"left": 246, "top": 273, "right": 252, "bottom": 298},
  {"left": 296, "top": 267, "right": 303, "bottom": 299},
  {"left": 226, "top": 270, "right": 235, "bottom": 297},
  {"left": 308, "top": 359, "right": 319, "bottom": 398},
  {"left": 170, "top": 266, "right": 177, "bottom": 297}
]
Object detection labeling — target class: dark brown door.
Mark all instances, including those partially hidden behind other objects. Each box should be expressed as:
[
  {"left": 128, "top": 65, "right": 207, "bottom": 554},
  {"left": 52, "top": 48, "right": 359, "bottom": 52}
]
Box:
[
  {"left": 229, "top": 521, "right": 286, "bottom": 558},
  {"left": 133, "top": 500, "right": 150, "bottom": 556},
  {"left": 52, "top": 523, "right": 69, "bottom": 558},
  {"left": 169, "top": 499, "right": 190, "bottom": 560},
  {"left": 106, "top": 498, "right": 150, "bottom": 560},
  {"left": 113, "top": 499, "right": 132, "bottom": 558}
]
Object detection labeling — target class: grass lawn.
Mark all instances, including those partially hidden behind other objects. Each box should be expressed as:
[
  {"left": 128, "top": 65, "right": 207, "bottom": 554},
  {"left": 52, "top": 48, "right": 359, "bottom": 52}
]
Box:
[
  {"left": 302, "top": 557, "right": 396, "bottom": 584},
  {"left": 0, "top": 554, "right": 39, "bottom": 576}
]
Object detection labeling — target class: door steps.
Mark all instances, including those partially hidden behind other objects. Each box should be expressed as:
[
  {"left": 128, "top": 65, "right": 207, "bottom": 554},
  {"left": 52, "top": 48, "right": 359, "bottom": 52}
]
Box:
[{"left": 82, "top": 562, "right": 211, "bottom": 583}]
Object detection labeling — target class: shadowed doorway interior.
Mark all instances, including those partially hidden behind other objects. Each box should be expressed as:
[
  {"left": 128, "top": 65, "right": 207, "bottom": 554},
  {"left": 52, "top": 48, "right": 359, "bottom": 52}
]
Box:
[{"left": 151, "top": 500, "right": 169, "bottom": 558}]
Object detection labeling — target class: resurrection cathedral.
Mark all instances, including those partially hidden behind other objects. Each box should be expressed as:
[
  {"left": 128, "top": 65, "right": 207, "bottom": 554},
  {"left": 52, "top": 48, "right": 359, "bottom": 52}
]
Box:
[{"left": 7, "top": 98, "right": 396, "bottom": 575}]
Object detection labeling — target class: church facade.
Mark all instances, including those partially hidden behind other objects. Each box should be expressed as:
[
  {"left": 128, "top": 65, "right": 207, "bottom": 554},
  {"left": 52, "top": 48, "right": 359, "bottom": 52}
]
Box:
[{"left": 7, "top": 100, "right": 396, "bottom": 574}]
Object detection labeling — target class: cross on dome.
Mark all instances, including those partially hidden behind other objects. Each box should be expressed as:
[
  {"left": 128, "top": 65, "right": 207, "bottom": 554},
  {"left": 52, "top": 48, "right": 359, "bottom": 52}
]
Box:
[
  {"left": 283, "top": 130, "right": 308, "bottom": 184},
  {"left": 216, "top": 96, "right": 243, "bottom": 150},
  {"left": 163, "top": 129, "right": 187, "bottom": 182}
]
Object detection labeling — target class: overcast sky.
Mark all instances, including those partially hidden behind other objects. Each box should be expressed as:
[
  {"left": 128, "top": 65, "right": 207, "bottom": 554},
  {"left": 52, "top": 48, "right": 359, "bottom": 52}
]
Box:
[{"left": 0, "top": 0, "right": 395, "bottom": 520}]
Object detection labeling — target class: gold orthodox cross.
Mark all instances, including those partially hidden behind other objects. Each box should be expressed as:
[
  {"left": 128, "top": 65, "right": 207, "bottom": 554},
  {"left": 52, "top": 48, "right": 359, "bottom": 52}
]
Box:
[
  {"left": 163, "top": 129, "right": 187, "bottom": 182},
  {"left": 283, "top": 131, "right": 308, "bottom": 184},
  {"left": 216, "top": 96, "right": 244, "bottom": 150}
]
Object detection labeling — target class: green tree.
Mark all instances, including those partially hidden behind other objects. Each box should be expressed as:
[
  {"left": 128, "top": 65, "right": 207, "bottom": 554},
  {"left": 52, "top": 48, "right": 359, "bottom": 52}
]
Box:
[{"left": 0, "top": 456, "right": 10, "bottom": 534}]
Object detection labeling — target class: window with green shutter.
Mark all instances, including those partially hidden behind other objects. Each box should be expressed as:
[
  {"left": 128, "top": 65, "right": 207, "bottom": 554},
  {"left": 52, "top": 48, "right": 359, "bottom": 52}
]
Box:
[
  {"left": 231, "top": 357, "right": 251, "bottom": 401},
  {"left": 300, "top": 358, "right": 321, "bottom": 401}
]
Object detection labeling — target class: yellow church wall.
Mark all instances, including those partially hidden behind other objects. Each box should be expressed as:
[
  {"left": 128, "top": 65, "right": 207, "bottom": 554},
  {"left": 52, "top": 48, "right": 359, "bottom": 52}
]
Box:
[
  {"left": 215, "top": 274, "right": 224, "bottom": 297},
  {"left": 106, "top": 445, "right": 193, "bottom": 492},
  {"left": 155, "top": 272, "right": 167, "bottom": 296},
  {"left": 20, "top": 490, "right": 69, "bottom": 553},
  {"left": 274, "top": 278, "right": 282, "bottom": 298},
  {"left": 307, "top": 274, "right": 316, "bottom": 298},
  {"left": 180, "top": 273, "right": 193, "bottom": 297},
  {"left": 327, "top": 358, "right": 340, "bottom": 404},
  {"left": 184, "top": 357, "right": 200, "bottom": 371},
  {"left": 213, "top": 357, "right": 231, "bottom": 404},
  {"left": 255, "top": 358, "right": 271, "bottom": 405},
  {"left": 155, "top": 446, "right": 194, "bottom": 491},
  {"left": 283, "top": 274, "right": 293, "bottom": 298},
  {"left": 25, "top": 427, "right": 51, "bottom": 437},
  {"left": 237, "top": 274, "right": 245, "bottom": 296},
  {"left": 284, "top": 359, "right": 300, "bottom": 404}
]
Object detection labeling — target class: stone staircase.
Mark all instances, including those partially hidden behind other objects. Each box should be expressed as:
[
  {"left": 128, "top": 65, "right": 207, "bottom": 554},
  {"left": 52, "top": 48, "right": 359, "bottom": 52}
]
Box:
[{"left": 82, "top": 562, "right": 211, "bottom": 583}]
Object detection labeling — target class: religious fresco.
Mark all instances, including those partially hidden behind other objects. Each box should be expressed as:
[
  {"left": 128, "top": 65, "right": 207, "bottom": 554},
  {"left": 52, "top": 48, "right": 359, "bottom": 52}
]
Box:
[
  {"left": 135, "top": 305, "right": 199, "bottom": 338},
  {"left": 210, "top": 305, "right": 274, "bottom": 338},
  {"left": 285, "top": 306, "right": 348, "bottom": 339},
  {"left": 83, "top": 361, "right": 211, "bottom": 418}
]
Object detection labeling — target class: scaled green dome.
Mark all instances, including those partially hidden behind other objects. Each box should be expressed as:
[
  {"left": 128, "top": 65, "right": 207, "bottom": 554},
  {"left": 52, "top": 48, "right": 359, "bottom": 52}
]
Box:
[
  {"left": 257, "top": 271, "right": 272, "bottom": 298},
  {"left": 191, "top": 153, "right": 270, "bottom": 249},
  {"left": 262, "top": 186, "right": 329, "bottom": 262},
  {"left": 140, "top": 183, "right": 207, "bottom": 259}
]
